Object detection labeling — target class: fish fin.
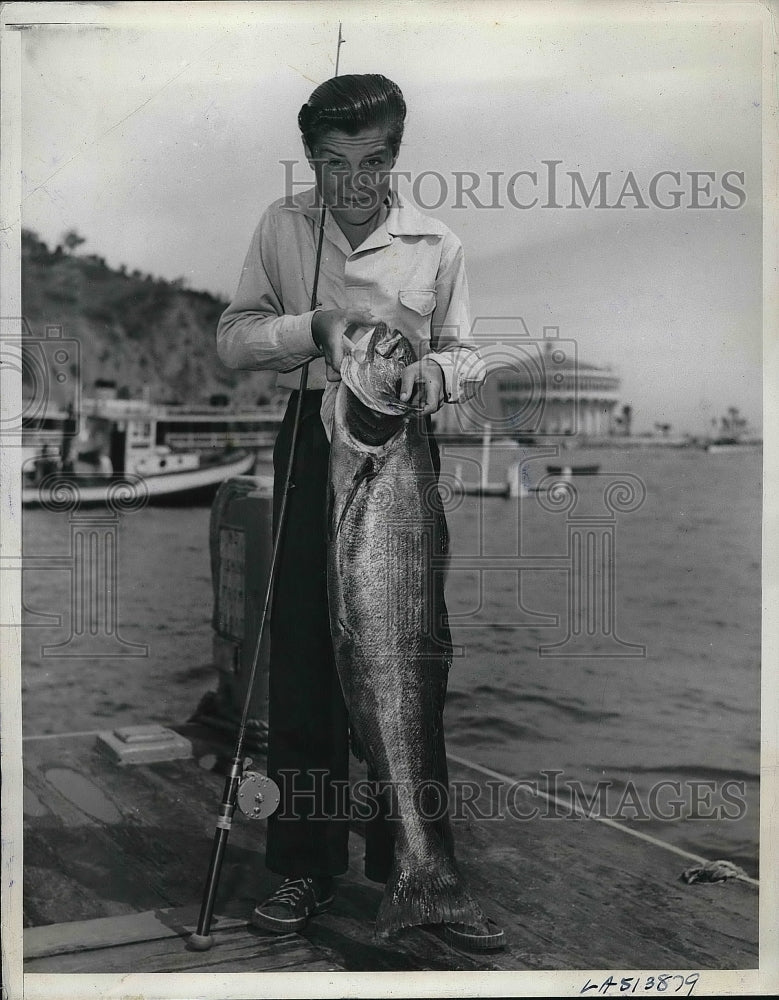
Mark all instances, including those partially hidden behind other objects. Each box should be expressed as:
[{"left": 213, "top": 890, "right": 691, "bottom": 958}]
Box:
[
  {"left": 375, "top": 856, "right": 483, "bottom": 937},
  {"left": 335, "top": 456, "right": 377, "bottom": 537}
]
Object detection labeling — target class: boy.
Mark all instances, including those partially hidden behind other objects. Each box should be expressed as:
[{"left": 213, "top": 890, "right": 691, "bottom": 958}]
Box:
[{"left": 217, "top": 73, "right": 502, "bottom": 951}]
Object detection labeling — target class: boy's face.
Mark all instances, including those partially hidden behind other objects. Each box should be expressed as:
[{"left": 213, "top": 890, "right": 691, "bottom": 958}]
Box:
[{"left": 305, "top": 126, "right": 398, "bottom": 227}]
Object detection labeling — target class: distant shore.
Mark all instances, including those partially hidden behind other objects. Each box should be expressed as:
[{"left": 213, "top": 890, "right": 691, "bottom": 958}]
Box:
[{"left": 433, "top": 431, "right": 762, "bottom": 450}]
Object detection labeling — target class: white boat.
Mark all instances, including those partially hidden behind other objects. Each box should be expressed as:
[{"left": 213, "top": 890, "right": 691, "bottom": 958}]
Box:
[
  {"left": 22, "top": 398, "right": 262, "bottom": 508},
  {"left": 81, "top": 393, "right": 283, "bottom": 453},
  {"left": 702, "top": 408, "right": 761, "bottom": 453},
  {"left": 23, "top": 451, "right": 257, "bottom": 508},
  {"left": 453, "top": 423, "right": 545, "bottom": 498},
  {"left": 546, "top": 463, "right": 601, "bottom": 476},
  {"left": 703, "top": 439, "right": 762, "bottom": 454}
]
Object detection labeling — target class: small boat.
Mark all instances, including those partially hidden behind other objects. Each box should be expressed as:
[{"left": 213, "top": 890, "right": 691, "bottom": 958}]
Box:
[
  {"left": 23, "top": 448, "right": 257, "bottom": 508},
  {"left": 452, "top": 423, "right": 513, "bottom": 498},
  {"left": 456, "top": 478, "right": 510, "bottom": 498},
  {"left": 451, "top": 424, "right": 546, "bottom": 499},
  {"left": 22, "top": 398, "right": 259, "bottom": 508},
  {"left": 546, "top": 464, "right": 601, "bottom": 476},
  {"left": 702, "top": 408, "right": 761, "bottom": 453},
  {"left": 703, "top": 438, "right": 761, "bottom": 454}
]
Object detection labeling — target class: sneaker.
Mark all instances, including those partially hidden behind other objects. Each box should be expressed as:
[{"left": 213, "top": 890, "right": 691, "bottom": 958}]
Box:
[{"left": 251, "top": 876, "right": 334, "bottom": 934}]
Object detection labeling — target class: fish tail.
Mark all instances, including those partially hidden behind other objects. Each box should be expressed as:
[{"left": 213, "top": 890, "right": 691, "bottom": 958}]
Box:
[{"left": 374, "top": 857, "right": 481, "bottom": 937}]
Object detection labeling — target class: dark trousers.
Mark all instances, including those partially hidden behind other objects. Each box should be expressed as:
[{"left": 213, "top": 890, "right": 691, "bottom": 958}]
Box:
[{"left": 265, "top": 390, "right": 395, "bottom": 881}]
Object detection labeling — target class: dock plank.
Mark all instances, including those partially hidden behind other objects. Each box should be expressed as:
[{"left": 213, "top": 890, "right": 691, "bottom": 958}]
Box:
[
  {"left": 24, "top": 923, "right": 341, "bottom": 974},
  {"left": 23, "top": 729, "right": 274, "bottom": 927},
  {"left": 440, "top": 758, "right": 758, "bottom": 970},
  {"left": 22, "top": 730, "right": 758, "bottom": 972},
  {"left": 24, "top": 906, "right": 245, "bottom": 959}
]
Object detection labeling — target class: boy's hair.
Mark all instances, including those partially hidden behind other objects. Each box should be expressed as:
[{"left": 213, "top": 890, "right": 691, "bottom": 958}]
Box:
[{"left": 299, "top": 74, "right": 406, "bottom": 155}]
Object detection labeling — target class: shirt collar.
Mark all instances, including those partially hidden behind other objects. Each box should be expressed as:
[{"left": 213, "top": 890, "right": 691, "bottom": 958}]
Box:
[{"left": 281, "top": 186, "right": 446, "bottom": 239}]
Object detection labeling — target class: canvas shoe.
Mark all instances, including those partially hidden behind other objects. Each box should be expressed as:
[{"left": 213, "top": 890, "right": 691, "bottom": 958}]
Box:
[{"left": 251, "top": 876, "right": 335, "bottom": 933}]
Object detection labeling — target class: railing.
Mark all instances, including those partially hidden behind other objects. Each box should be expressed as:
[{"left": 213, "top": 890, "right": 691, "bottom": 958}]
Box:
[{"left": 162, "top": 431, "right": 277, "bottom": 450}]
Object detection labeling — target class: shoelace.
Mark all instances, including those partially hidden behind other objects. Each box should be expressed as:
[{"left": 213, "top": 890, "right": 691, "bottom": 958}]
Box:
[{"left": 267, "top": 878, "right": 313, "bottom": 905}]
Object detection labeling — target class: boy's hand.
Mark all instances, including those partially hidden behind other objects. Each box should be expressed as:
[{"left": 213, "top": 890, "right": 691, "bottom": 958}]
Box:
[
  {"left": 311, "top": 308, "right": 373, "bottom": 381},
  {"left": 399, "top": 357, "right": 446, "bottom": 416}
]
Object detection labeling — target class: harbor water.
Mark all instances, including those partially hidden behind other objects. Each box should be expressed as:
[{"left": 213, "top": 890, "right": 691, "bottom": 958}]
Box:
[{"left": 20, "top": 443, "right": 761, "bottom": 878}]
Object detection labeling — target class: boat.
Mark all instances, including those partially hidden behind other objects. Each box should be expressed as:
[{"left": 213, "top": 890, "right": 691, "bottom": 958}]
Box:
[
  {"left": 703, "top": 437, "right": 762, "bottom": 454},
  {"left": 23, "top": 390, "right": 283, "bottom": 460},
  {"left": 455, "top": 476, "right": 510, "bottom": 498},
  {"left": 546, "top": 464, "right": 601, "bottom": 476},
  {"left": 451, "top": 423, "right": 549, "bottom": 498},
  {"left": 702, "top": 407, "right": 761, "bottom": 453},
  {"left": 80, "top": 390, "right": 284, "bottom": 453},
  {"left": 22, "top": 394, "right": 269, "bottom": 507},
  {"left": 22, "top": 449, "right": 257, "bottom": 507}
]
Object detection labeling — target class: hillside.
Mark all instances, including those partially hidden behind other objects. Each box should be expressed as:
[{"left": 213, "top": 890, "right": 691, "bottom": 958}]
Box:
[{"left": 20, "top": 230, "right": 278, "bottom": 411}]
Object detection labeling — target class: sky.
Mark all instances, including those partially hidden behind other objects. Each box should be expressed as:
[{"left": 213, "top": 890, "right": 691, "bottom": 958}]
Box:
[{"left": 15, "top": 1, "right": 767, "bottom": 435}]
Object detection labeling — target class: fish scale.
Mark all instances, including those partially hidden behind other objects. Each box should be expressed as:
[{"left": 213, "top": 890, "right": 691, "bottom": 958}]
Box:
[{"left": 327, "top": 322, "right": 488, "bottom": 936}]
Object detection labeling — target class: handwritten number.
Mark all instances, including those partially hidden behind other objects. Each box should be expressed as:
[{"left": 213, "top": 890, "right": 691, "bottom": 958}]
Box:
[{"left": 582, "top": 973, "right": 699, "bottom": 997}]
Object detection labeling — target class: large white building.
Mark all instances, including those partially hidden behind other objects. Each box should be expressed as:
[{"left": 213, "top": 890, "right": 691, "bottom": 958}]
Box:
[{"left": 435, "top": 338, "right": 622, "bottom": 439}]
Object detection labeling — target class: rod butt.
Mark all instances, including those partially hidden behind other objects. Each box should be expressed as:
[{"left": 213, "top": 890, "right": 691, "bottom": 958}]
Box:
[{"left": 188, "top": 931, "right": 214, "bottom": 951}]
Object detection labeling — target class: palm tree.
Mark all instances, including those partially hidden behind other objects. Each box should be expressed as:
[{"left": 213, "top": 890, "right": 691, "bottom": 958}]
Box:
[{"left": 62, "top": 229, "right": 86, "bottom": 253}]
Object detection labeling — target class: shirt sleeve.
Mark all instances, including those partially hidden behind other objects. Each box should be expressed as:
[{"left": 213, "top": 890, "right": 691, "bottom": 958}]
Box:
[
  {"left": 425, "top": 234, "right": 486, "bottom": 403},
  {"left": 216, "top": 208, "right": 321, "bottom": 371}
]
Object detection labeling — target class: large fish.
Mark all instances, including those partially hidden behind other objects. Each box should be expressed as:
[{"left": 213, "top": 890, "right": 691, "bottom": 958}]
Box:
[{"left": 327, "top": 322, "right": 488, "bottom": 937}]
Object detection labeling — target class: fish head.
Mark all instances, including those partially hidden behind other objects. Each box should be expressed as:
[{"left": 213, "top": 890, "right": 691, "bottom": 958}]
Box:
[
  {"left": 365, "top": 322, "right": 416, "bottom": 368},
  {"left": 341, "top": 322, "right": 421, "bottom": 417}
]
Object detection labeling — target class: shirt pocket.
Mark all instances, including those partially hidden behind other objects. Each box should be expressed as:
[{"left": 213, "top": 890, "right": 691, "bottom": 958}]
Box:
[{"left": 398, "top": 289, "right": 437, "bottom": 316}]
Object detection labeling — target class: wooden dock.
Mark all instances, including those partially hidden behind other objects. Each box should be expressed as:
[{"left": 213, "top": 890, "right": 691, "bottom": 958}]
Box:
[{"left": 21, "top": 723, "right": 758, "bottom": 975}]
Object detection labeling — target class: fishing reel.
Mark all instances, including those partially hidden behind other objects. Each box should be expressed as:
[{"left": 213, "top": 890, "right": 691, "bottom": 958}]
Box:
[{"left": 235, "top": 757, "right": 280, "bottom": 820}]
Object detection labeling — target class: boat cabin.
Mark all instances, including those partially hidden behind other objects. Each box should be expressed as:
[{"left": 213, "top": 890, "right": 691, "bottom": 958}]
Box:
[{"left": 86, "top": 411, "right": 200, "bottom": 477}]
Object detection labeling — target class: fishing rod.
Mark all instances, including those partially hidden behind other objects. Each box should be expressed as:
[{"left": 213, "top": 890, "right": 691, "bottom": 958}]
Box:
[{"left": 188, "top": 23, "right": 345, "bottom": 952}]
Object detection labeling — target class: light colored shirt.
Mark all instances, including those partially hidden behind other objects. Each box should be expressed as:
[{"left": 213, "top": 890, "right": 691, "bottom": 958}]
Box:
[{"left": 216, "top": 186, "right": 485, "bottom": 403}]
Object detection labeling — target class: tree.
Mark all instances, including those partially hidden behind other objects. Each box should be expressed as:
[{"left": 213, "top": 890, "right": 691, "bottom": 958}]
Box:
[{"left": 62, "top": 229, "right": 87, "bottom": 253}]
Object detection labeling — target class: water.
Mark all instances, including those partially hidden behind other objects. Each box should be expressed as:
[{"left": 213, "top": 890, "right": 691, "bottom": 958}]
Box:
[
  {"left": 441, "top": 443, "right": 761, "bottom": 877},
  {"left": 20, "top": 444, "right": 761, "bottom": 877}
]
